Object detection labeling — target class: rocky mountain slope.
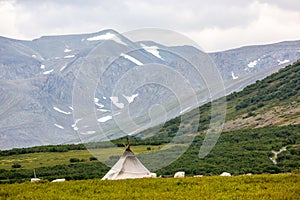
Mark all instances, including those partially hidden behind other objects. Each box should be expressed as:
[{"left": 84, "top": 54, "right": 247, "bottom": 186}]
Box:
[
  {"left": 146, "top": 59, "right": 300, "bottom": 139},
  {"left": 0, "top": 29, "right": 299, "bottom": 149}
]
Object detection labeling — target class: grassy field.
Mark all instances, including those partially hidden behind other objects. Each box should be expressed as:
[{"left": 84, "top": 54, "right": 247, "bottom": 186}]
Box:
[
  {"left": 0, "top": 125, "right": 299, "bottom": 184},
  {"left": 0, "top": 145, "right": 164, "bottom": 170},
  {"left": 0, "top": 174, "right": 299, "bottom": 199}
]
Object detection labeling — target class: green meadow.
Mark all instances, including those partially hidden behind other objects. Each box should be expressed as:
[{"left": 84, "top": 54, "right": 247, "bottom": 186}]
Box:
[
  {"left": 1, "top": 174, "right": 299, "bottom": 200},
  {"left": 0, "top": 145, "right": 164, "bottom": 170}
]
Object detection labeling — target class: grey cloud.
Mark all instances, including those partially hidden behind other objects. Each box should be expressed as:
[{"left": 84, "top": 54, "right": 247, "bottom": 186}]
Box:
[
  {"left": 13, "top": 0, "right": 260, "bottom": 38},
  {"left": 259, "top": 0, "right": 300, "bottom": 11},
  {"left": 2, "top": 0, "right": 299, "bottom": 51}
]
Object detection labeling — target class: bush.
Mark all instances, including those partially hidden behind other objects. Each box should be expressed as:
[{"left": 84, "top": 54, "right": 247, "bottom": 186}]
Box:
[
  {"left": 257, "top": 103, "right": 264, "bottom": 108},
  {"left": 89, "top": 157, "right": 97, "bottom": 161},
  {"left": 69, "top": 158, "right": 80, "bottom": 163},
  {"left": 247, "top": 112, "right": 256, "bottom": 117},
  {"left": 235, "top": 102, "right": 249, "bottom": 110},
  {"left": 11, "top": 163, "right": 21, "bottom": 168}
]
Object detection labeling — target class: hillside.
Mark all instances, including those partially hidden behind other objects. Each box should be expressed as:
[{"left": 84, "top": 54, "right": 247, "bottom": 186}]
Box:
[
  {"left": 1, "top": 29, "right": 300, "bottom": 149},
  {"left": 0, "top": 60, "right": 299, "bottom": 183},
  {"left": 154, "top": 60, "right": 300, "bottom": 175},
  {"left": 181, "top": 59, "right": 300, "bottom": 133},
  {"left": 224, "top": 60, "right": 300, "bottom": 130}
]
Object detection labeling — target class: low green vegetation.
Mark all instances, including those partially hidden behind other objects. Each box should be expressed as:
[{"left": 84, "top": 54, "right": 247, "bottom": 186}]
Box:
[
  {"left": 11, "top": 163, "right": 21, "bottom": 169},
  {"left": 0, "top": 145, "right": 164, "bottom": 183},
  {"left": 157, "top": 125, "right": 300, "bottom": 176},
  {"left": 0, "top": 125, "right": 299, "bottom": 183},
  {"left": 1, "top": 174, "right": 299, "bottom": 199},
  {"left": 227, "top": 60, "right": 300, "bottom": 120},
  {"left": 0, "top": 145, "right": 163, "bottom": 170}
]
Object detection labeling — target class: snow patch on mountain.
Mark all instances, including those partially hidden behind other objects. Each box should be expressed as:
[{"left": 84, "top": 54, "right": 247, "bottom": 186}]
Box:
[
  {"left": 43, "top": 69, "right": 54, "bottom": 75},
  {"left": 64, "top": 48, "right": 72, "bottom": 53},
  {"left": 141, "top": 43, "right": 164, "bottom": 60},
  {"left": 80, "top": 131, "right": 96, "bottom": 135},
  {"left": 54, "top": 124, "right": 64, "bottom": 129},
  {"left": 73, "top": 118, "right": 82, "bottom": 125},
  {"left": 97, "top": 115, "right": 112, "bottom": 123},
  {"left": 87, "top": 32, "right": 115, "bottom": 40},
  {"left": 94, "top": 98, "right": 105, "bottom": 108},
  {"left": 60, "top": 64, "right": 67, "bottom": 72},
  {"left": 86, "top": 32, "right": 127, "bottom": 46},
  {"left": 98, "top": 108, "right": 110, "bottom": 112},
  {"left": 231, "top": 71, "right": 238, "bottom": 80},
  {"left": 72, "top": 118, "right": 82, "bottom": 131},
  {"left": 53, "top": 106, "right": 72, "bottom": 115},
  {"left": 110, "top": 96, "right": 124, "bottom": 109},
  {"left": 120, "top": 53, "right": 143, "bottom": 66},
  {"left": 40, "top": 64, "right": 45, "bottom": 69},
  {"left": 247, "top": 58, "right": 261, "bottom": 68},
  {"left": 95, "top": 103, "right": 104, "bottom": 108},
  {"left": 64, "top": 55, "right": 75, "bottom": 59},
  {"left": 277, "top": 59, "right": 290, "bottom": 65},
  {"left": 123, "top": 93, "right": 138, "bottom": 103}
]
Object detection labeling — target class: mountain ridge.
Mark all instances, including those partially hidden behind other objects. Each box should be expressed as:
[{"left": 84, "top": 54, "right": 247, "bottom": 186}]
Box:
[{"left": 0, "top": 29, "right": 300, "bottom": 149}]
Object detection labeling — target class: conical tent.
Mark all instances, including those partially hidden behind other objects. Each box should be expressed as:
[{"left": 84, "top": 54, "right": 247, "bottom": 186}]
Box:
[{"left": 102, "top": 144, "right": 151, "bottom": 180}]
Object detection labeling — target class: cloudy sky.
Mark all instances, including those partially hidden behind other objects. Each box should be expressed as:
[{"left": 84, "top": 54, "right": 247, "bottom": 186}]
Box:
[{"left": 0, "top": 0, "right": 300, "bottom": 52}]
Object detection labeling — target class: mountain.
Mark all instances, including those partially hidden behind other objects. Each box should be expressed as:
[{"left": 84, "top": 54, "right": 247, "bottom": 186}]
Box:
[
  {"left": 0, "top": 61, "right": 299, "bottom": 182},
  {"left": 0, "top": 29, "right": 300, "bottom": 150}
]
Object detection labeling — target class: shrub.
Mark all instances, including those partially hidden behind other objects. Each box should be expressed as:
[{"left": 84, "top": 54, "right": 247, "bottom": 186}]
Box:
[
  {"left": 89, "top": 157, "right": 97, "bottom": 161},
  {"left": 11, "top": 163, "right": 21, "bottom": 168},
  {"left": 69, "top": 158, "right": 80, "bottom": 163}
]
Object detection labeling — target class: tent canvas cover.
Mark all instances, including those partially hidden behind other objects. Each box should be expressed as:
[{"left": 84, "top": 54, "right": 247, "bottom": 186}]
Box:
[{"left": 102, "top": 145, "right": 151, "bottom": 180}]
